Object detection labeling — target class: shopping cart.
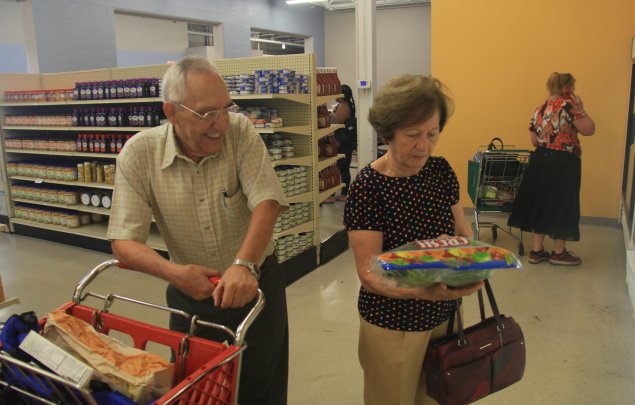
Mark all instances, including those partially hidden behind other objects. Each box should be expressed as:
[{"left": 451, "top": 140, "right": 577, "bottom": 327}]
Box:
[
  {"left": 468, "top": 144, "right": 530, "bottom": 256},
  {"left": 0, "top": 259, "right": 264, "bottom": 405}
]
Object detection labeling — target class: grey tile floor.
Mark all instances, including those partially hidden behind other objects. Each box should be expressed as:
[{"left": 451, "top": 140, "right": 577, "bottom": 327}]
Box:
[{"left": 1, "top": 209, "right": 635, "bottom": 404}]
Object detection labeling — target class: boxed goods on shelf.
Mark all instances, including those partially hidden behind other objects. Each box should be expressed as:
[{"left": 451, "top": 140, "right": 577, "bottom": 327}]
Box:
[{"left": 223, "top": 69, "right": 309, "bottom": 95}]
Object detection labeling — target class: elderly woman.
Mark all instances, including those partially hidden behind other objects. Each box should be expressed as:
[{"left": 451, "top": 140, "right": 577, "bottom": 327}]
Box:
[
  {"left": 344, "top": 75, "right": 483, "bottom": 405},
  {"left": 508, "top": 72, "right": 596, "bottom": 266}
]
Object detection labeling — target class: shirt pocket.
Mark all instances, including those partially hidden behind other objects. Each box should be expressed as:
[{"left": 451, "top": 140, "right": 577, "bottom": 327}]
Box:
[{"left": 222, "top": 189, "right": 252, "bottom": 238}]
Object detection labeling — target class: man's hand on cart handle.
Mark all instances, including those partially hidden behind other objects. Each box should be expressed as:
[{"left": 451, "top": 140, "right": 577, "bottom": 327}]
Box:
[
  {"left": 113, "top": 258, "right": 221, "bottom": 300},
  {"left": 212, "top": 264, "right": 260, "bottom": 309}
]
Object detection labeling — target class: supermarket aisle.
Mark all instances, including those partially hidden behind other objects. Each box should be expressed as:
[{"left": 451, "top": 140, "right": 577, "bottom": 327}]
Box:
[{"left": 1, "top": 214, "right": 635, "bottom": 404}]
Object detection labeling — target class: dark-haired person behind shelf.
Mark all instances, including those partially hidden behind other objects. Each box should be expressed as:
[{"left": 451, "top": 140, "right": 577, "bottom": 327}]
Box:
[
  {"left": 106, "top": 55, "right": 290, "bottom": 405},
  {"left": 508, "top": 72, "right": 596, "bottom": 266},
  {"left": 344, "top": 74, "right": 483, "bottom": 405},
  {"left": 330, "top": 84, "right": 357, "bottom": 202}
]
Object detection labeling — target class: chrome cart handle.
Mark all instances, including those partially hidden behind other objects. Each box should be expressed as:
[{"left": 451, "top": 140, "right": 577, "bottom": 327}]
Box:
[{"left": 72, "top": 259, "right": 265, "bottom": 346}]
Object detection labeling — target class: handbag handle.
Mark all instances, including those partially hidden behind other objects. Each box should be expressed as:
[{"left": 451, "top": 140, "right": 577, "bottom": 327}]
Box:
[
  {"left": 487, "top": 137, "right": 504, "bottom": 150},
  {"left": 448, "top": 279, "right": 503, "bottom": 347}
]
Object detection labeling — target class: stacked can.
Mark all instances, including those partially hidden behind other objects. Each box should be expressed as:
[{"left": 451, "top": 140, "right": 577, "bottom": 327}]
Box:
[
  {"left": 275, "top": 166, "right": 308, "bottom": 197},
  {"left": 275, "top": 232, "right": 314, "bottom": 262},
  {"left": 239, "top": 106, "right": 278, "bottom": 121},
  {"left": 223, "top": 70, "right": 309, "bottom": 95},
  {"left": 263, "top": 134, "right": 295, "bottom": 162},
  {"left": 273, "top": 202, "right": 311, "bottom": 234}
]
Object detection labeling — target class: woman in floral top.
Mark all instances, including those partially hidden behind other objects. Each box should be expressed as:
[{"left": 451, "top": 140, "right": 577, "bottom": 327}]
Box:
[
  {"left": 508, "top": 72, "right": 596, "bottom": 265},
  {"left": 344, "top": 75, "right": 483, "bottom": 405}
]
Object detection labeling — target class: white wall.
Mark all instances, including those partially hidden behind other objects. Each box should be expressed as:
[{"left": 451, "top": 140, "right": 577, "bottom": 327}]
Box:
[
  {"left": 0, "top": 1, "right": 28, "bottom": 73},
  {"left": 324, "top": 5, "right": 431, "bottom": 91},
  {"left": 115, "top": 14, "right": 188, "bottom": 53},
  {"left": 0, "top": 1, "right": 27, "bottom": 44},
  {"left": 115, "top": 13, "right": 189, "bottom": 66}
]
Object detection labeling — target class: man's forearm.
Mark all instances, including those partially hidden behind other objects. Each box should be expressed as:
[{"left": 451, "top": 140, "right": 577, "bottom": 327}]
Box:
[
  {"left": 111, "top": 239, "right": 176, "bottom": 282},
  {"left": 234, "top": 200, "right": 281, "bottom": 263}
]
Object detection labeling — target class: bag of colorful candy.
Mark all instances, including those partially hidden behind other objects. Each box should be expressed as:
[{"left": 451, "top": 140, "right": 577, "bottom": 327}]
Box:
[{"left": 373, "top": 236, "right": 522, "bottom": 288}]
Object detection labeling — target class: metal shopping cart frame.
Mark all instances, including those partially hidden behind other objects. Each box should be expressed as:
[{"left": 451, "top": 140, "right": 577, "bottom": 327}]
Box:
[
  {"left": 468, "top": 145, "right": 530, "bottom": 256},
  {"left": 0, "top": 259, "right": 264, "bottom": 405}
]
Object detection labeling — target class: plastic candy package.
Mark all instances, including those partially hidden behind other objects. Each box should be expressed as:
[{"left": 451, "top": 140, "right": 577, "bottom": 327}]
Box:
[{"left": 373, "top": 237, "right": 522, "bottom": 287}]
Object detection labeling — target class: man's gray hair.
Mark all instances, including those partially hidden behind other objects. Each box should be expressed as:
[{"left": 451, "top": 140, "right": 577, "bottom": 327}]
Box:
[{"left": 161, "top": 56, "right": 219, "bottom": 104}]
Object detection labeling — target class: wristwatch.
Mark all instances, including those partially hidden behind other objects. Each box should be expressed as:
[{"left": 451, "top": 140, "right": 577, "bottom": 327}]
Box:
[{"left": 233, "top": 258, "right": 260, "bottom": 280}]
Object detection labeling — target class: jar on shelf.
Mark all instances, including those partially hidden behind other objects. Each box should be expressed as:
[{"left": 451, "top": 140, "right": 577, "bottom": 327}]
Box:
[
  {"left": 79, "top": 213, "right": 91, "bottom": 226},
  {"left": 66, "top": 213, "right": 81, "bottom": 229},
  {"left": 51, "top": 211, "right": 61, "bottom": 226},
  {"left": 58, "top": 212, "right": 68, "bottom": 227}
]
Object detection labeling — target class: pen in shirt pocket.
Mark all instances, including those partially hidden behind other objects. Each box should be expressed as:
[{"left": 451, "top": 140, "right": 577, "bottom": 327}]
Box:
[{"left": 221, "top": 188, "right": 228, "bottom": 207}]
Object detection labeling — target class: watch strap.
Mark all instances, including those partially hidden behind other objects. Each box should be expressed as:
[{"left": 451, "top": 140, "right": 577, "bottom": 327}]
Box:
[{"left": 233, "top": 258, "right": 260, "bottom": 280}]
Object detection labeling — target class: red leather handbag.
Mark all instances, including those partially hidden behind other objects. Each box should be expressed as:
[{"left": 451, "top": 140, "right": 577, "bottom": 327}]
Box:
[{"left": 423, "top": 280, "right": 526, "bottom": 405}]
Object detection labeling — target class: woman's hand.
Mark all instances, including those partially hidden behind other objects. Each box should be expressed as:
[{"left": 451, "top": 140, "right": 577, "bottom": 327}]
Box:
[{"left": 411, "top": 280, "right": 484, "bottom": 301}]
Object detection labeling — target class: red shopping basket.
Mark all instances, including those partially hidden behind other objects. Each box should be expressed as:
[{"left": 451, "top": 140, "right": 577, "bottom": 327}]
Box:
[{"left": 0, "top": 259, "right": 264, "bottom": 405}]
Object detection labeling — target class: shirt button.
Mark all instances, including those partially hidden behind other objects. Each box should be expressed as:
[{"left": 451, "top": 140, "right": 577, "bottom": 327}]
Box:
[
  {"left": 204, "top": 226, "right": 210, "bottom": 230},
  {"left": 199, "top": 197, "right": 204, "bottom": 202}
]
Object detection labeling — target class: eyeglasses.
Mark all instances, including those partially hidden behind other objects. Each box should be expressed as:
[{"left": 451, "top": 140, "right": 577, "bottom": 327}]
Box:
[{"left": 177, "top": 101, "right": 239, "bottom": 124}]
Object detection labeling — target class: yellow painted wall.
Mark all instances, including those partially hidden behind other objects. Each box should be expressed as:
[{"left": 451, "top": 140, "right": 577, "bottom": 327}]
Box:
[{"left": 431, "top": 1, "right": 635, "bottom": 219}]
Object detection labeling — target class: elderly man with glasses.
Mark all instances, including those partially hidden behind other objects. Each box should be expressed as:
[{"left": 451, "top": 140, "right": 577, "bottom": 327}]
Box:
[{"left": 107, "top": 56, "right": 290, "bottom": 405}]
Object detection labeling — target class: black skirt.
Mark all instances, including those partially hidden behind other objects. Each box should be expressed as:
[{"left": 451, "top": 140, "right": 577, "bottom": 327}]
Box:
[{"left": 507, "top": 147, "right": 581, "bottom": 241}]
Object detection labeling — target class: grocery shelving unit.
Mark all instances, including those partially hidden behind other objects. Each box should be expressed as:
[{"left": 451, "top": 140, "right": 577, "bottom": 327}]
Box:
[{"left": 0, "top": 54, "right": 346, "bottom": 283}]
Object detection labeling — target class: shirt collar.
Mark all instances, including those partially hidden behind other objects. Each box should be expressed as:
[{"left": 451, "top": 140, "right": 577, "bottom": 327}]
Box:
[
  {"left": 161, "top": 124, "right": 179, "bottom": 170},
  {"left": 161, "top": 123, "right": 221, "bottom": 170}
]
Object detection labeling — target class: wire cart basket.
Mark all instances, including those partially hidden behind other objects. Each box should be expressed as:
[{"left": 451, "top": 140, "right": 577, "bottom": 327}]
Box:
[
  {"left": 468, "top": 145, "right": 531, "bottom": 256},
  {"left": 0, "top": 259, "right": 264, "bottom": 405}
]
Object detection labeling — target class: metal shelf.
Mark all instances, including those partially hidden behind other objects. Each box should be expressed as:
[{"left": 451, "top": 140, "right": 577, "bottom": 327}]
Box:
[
  {"left": 274, "top": 220, "right": 314, "bottom": 239},
  {"left": 0, "top": 97, "right": 162, "bottom": 107},
  {"left": 232, "top": 94, "right": 310, "bottom": 104},
  {"left": 318, "top": 184, "right": 344, "bottom": 204},
  {"left": 5, "top": 149, "right": 117, "bottom": 159},
  {"left": 9, "top": 218, "right": 167, "bottom": 251},
  {"left": 2, "top": 126, "right": 144, "bottom": 132},
  {"left": 272, "top": 155, "right": 312, "bottom": 167},
  {"left": 317, "top": 154, "right": 344, "bottom": 171},
  {"left": 257, "top": 125, "right": 311, "bottom": 136},
  {"left": 317, "top": 124, "right": 343, "bottom": 140},
  {"left": 316, "top": 94, "right": 343, "bottom": 105},
  {"left": 286, "top": 190, "right": 313, "bottom": 204},
  {"left": 10, "top": 176, "right": 114, "bottom": 190},
  {"left": 13, "top": 198, "right": 111, "bottom": 216}
]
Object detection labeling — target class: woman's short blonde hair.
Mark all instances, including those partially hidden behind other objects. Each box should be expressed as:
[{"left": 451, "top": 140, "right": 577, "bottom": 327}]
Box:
[
  {"left": 368, "top": 75, "right": 454, "bottom": 143},
  {"left": 547, "top": 72, "right": 576, "bottom": 96}
]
